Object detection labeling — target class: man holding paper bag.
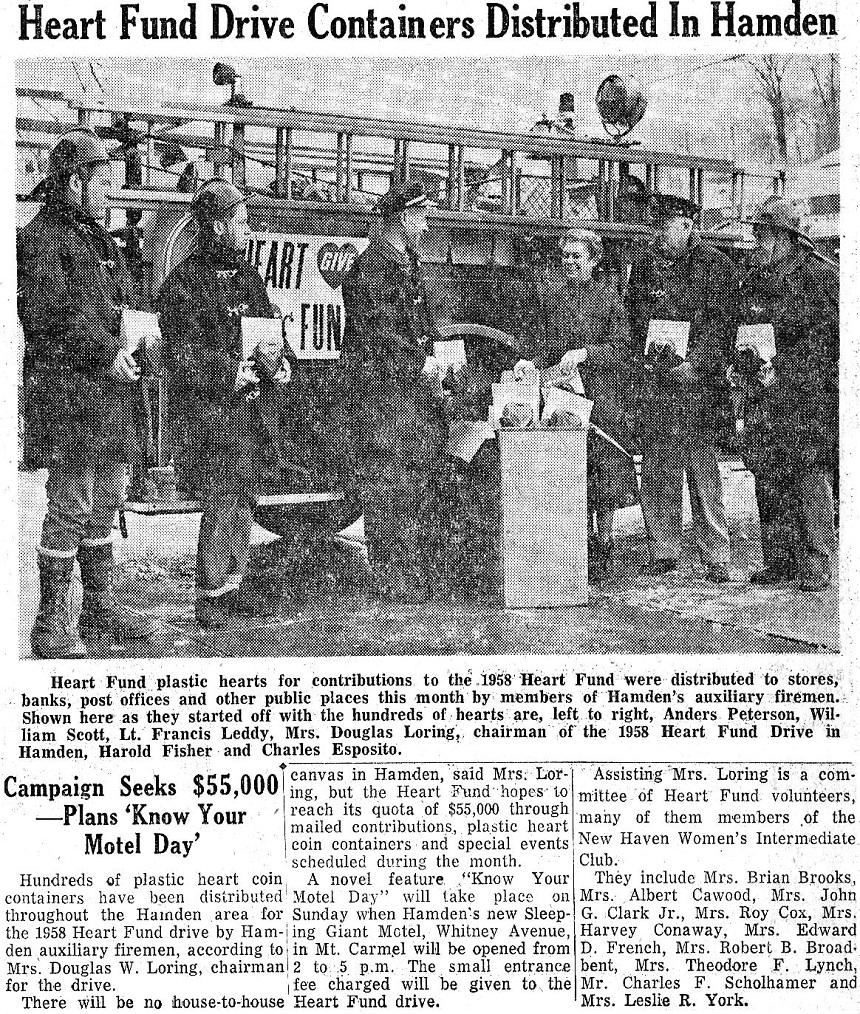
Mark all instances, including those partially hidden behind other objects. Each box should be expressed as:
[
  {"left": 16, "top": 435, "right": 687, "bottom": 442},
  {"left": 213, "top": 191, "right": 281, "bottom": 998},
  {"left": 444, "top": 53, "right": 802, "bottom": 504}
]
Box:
[
  {"left": 736, "top": 197, "right": 838, "bottom": 591},
  {"left": 628, "top": 194, "right": 738, "bottom": 582},
  {"left": 18, "top": 129, "right": 156, "bottom": 657},
  {"left": 158, "top": 180, "right": 292, "bottom": 628}
]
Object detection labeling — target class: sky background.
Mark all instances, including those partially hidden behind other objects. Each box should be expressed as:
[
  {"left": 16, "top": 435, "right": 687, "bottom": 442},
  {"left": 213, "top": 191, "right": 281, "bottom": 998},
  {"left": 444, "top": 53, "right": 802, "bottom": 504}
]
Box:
[{"left": 16, "top": 54, "right": 831, "bottom": 164}]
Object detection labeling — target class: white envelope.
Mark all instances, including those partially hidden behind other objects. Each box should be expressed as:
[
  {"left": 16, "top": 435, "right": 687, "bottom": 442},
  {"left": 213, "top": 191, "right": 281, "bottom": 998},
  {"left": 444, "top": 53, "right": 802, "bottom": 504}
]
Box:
[
  {"left": 434, "top": 338, "right": 466, "bottom": 370},
  {"left": 446, "top": 420, "right": 495, "bottom": 463},
  {"left": 647, "top": 319, "right": 690, "bottom": 359},
  {"left": 121, "top": 309, "right": 163, "bottom": 372},
  {"left": 241, "top": 317, "right": 283, "bottom": 361},
  {"left": 121, "top": 308, "right": 162, "bottom": 353},
  {"left": 736, "top": 324, "right": 776, "bottom": 362}
]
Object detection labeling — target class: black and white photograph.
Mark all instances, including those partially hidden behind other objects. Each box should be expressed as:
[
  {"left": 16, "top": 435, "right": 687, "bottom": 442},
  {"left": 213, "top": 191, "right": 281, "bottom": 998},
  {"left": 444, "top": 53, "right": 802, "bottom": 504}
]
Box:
[{"left": 16, "top": 54, "right": 840, "bottom": 657}]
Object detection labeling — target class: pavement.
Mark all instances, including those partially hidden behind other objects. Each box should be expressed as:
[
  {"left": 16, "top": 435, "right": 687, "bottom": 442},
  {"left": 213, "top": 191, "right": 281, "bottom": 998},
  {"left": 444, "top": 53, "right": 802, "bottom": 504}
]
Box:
[{"left": 18, "top": 464, "right": 838, "bottom": 658}]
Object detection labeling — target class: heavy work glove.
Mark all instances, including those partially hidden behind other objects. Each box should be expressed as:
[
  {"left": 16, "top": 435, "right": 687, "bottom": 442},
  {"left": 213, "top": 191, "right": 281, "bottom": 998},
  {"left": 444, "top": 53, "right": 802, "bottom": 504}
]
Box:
[
  {"left": 645, "top": 344, "right": 683, "bottom": 380},
  {"left": 234, "top": 360, "right": 260, "bottom": 395},
  {"left": 732, "top": 349, "right": 774, "bottom": 390},
  {"left": 669, "top": 359, "right": 696, "bottom": 389},
  {"left": 422, "top": 355, "right": 449, "bottom": 399},
  {"left": 270, "top": 361, "right": 292, "bottom": 387},
  {"left": 253, "top": 330, "right": 287, "bottom": 380}
]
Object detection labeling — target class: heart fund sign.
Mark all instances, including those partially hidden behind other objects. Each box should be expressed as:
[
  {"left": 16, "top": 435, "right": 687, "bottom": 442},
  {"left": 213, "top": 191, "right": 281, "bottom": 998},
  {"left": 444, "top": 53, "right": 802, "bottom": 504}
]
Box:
[{"left": 246, "top": 234, "right": 369, "bottom": 360}]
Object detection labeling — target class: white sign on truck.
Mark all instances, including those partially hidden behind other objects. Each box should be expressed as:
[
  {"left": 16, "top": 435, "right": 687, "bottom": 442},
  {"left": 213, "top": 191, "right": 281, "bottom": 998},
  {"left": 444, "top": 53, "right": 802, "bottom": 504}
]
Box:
[{"left": 245, "top": 233, "right": 370, "bottom": 360}]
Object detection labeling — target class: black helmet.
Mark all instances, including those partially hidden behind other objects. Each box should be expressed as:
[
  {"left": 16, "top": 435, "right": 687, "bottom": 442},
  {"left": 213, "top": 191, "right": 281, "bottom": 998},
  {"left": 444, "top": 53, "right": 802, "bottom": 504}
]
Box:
[
  {"left": 49, "top": 128, "right": 111, "bottom": 181},
  {"left": 191, "top": 178, "right": 245, "bottom": 222}
]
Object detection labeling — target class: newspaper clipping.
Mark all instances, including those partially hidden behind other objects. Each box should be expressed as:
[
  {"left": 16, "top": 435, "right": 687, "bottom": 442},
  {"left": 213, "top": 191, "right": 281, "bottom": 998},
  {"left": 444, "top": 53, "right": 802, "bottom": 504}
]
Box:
[{"left": 4, "top": 1, "right": 856, "bottom": 1013}]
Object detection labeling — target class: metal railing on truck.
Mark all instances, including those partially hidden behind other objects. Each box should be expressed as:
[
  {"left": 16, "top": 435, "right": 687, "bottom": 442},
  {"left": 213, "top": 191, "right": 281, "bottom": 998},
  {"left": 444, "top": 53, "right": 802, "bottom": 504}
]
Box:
[
  {"left": 21, "top": 90, "right": 785, "bottom": 236},
  {"left": 18, "top": 91, "right": 785, "bottom": 521}
]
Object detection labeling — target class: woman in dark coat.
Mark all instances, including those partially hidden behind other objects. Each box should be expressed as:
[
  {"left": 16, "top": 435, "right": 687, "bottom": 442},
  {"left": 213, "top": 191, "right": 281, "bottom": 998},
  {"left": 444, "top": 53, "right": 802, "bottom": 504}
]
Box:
[{"left": 516, "top": 228, "right": 638, "bottom": 580}]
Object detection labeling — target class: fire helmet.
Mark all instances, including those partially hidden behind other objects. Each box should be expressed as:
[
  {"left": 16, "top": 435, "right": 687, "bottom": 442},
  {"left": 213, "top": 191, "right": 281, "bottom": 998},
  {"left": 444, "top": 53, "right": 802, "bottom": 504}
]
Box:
[
  {"left": 745, "top": 196, "right": 813, "bottom": 247},
  {"left": 49, "top": 128, "right": 111, "bottom": 181},
  {"left": 376, "top": 180, "right": 435, "bottom": 219},
  {"left": 191, "top": 179, "right": 246, "bottom": 222}
]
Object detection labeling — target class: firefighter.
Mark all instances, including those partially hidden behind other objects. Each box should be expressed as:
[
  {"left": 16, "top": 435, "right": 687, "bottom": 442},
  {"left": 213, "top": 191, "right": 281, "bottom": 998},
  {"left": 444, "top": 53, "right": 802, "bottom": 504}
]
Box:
[
  {"left": 736, "top": 196, "right": 838, "bottom": 591},
  {"left": 18, "top": 128, "right": 156, "bottom": 658},
  {"left": 157, "top": 179, "right": 292, "bottom": 628},
  {"left": 628, "top": 194, "right": 738, "bottom": 583},
  {"left": 339, "top": 180, "right": 450, "bottom": 603}
]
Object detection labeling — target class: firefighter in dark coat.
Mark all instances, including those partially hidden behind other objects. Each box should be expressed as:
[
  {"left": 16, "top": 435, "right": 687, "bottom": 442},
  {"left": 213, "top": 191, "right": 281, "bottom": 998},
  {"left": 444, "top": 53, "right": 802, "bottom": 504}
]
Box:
[
  {"left": 18, "top": 128, "right": 156, "bottom": 658},
  {"left": 628, "top": 194, "right": 738, "bottom": 582},
  {"left": 735, "top": 196, "right": 838, "bottom": 591},
  {"left": 339, "top": 181, "right": 449, "bottom": 603},
  {"left": 157, "top": 180, "right": 292, "bottom": 627}
]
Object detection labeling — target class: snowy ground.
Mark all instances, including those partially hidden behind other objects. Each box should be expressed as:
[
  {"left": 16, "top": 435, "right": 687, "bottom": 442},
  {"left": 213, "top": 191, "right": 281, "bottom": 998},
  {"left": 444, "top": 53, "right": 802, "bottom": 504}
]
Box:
[{"left": 18, "top": 464, "right": 837, "bottom": 658}]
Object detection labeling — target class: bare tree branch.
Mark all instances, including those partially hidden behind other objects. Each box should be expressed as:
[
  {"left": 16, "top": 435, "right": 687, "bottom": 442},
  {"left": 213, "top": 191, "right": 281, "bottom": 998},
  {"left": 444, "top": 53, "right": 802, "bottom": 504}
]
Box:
[
  {"left": 805, "top": 54, "right": 839, "bottom": 155},
  {"left": 747, "top": 56, "right": 793, "bottom": 162}
]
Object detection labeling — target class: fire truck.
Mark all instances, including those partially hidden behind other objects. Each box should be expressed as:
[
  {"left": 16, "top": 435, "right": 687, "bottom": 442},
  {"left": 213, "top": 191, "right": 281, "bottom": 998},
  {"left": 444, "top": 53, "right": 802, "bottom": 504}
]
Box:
[{"left": 16, "top": 67, "right": 785, "bottom": 538}]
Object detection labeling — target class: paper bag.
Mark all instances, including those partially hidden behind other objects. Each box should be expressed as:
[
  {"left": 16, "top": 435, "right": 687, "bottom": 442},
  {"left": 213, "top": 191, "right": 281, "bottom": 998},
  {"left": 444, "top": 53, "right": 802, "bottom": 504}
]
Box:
[
  {"left": 493, "top": 372, "right": 541, "bottom": 400},
  {"left": 489, "top": 398, "right": 540, "bottom": 430},
  {"left": 542, "top": 362, "right": 586, "bottom": 396},
  {"left": 490, "top": 374, "right": 540, "bottom": 431},
  {"left": 541, "top": 386, "right": 593, "bottom": 428},
  {"left": 646, "top": 319, "right": 690, "bottom": 359}
]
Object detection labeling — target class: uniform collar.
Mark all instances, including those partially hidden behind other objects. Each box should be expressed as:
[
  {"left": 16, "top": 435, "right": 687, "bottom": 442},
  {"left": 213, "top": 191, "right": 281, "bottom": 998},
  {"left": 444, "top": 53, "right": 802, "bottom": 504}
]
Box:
[
  {"left": 375, "top": 238, "right": 413, "bottom": 269},
  {"left": 762, "top": 248, "right": 803, "bottom": 284},
  {"left": 46, "top": 197, "right": 107, "bottom": 236},
  {"left": 654, "top": 233, "right": 700, "bottom": 268},
  {"left": 564, "top": 274, "right": 597, "bottom": 291}
]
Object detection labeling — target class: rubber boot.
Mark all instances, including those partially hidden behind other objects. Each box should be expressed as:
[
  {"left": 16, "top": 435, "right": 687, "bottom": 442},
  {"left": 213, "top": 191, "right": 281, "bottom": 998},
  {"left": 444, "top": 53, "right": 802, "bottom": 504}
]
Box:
[
  {"left": 77, "top": 543, "right": 155, "bottom": 643},
  {"left": 195, "top": 595, "right": 233, "bottom": 629},
  {"left": 750, "top": 563, "right": 796, "bottom": 585},
  {"left": 31, "top": 553, "right": 87, "bottom": 659},
  {"left": 589, "top": 537, "right": 614, "bottom": 584},
  {"left": 228, "top": 581, "right": 282, "bottom": 619}
]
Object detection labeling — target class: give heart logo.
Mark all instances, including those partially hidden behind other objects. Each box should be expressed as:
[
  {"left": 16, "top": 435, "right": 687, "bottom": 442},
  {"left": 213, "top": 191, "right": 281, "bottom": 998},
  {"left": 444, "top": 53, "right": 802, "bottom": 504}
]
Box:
[{"left": 317, "top": 242, "right": 359, "bottom": 289}]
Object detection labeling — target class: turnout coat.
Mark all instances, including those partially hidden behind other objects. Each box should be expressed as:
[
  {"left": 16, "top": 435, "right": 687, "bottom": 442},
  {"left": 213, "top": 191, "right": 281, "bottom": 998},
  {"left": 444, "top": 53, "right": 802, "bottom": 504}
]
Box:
[
  {"left": 339, "top": 238, "right": 446, "bottom": 469},
  {"left": 627, "top": 238, "right": 738, "bottom": 446},
  {"left": 17, "top": 199, "right": 138, "bottom": 465},
  {"left": 738, "top": 248, "right": 839, "bottom": 474},
  {"left": 157, "top": 240, "right": 283, "bottom": 495},
  {"left": 338, "top": 238, "right": 450, "bottom": 582}
]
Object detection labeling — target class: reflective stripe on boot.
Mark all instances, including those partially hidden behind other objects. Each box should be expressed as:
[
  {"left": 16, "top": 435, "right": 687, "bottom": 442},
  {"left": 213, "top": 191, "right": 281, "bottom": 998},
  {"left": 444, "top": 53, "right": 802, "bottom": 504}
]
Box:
[
  {"left": 77, "top": 543, "right": 155, "bottom": 642},
  {"left": 31, "top": 552, "right": 87, "bottom": 659}
]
